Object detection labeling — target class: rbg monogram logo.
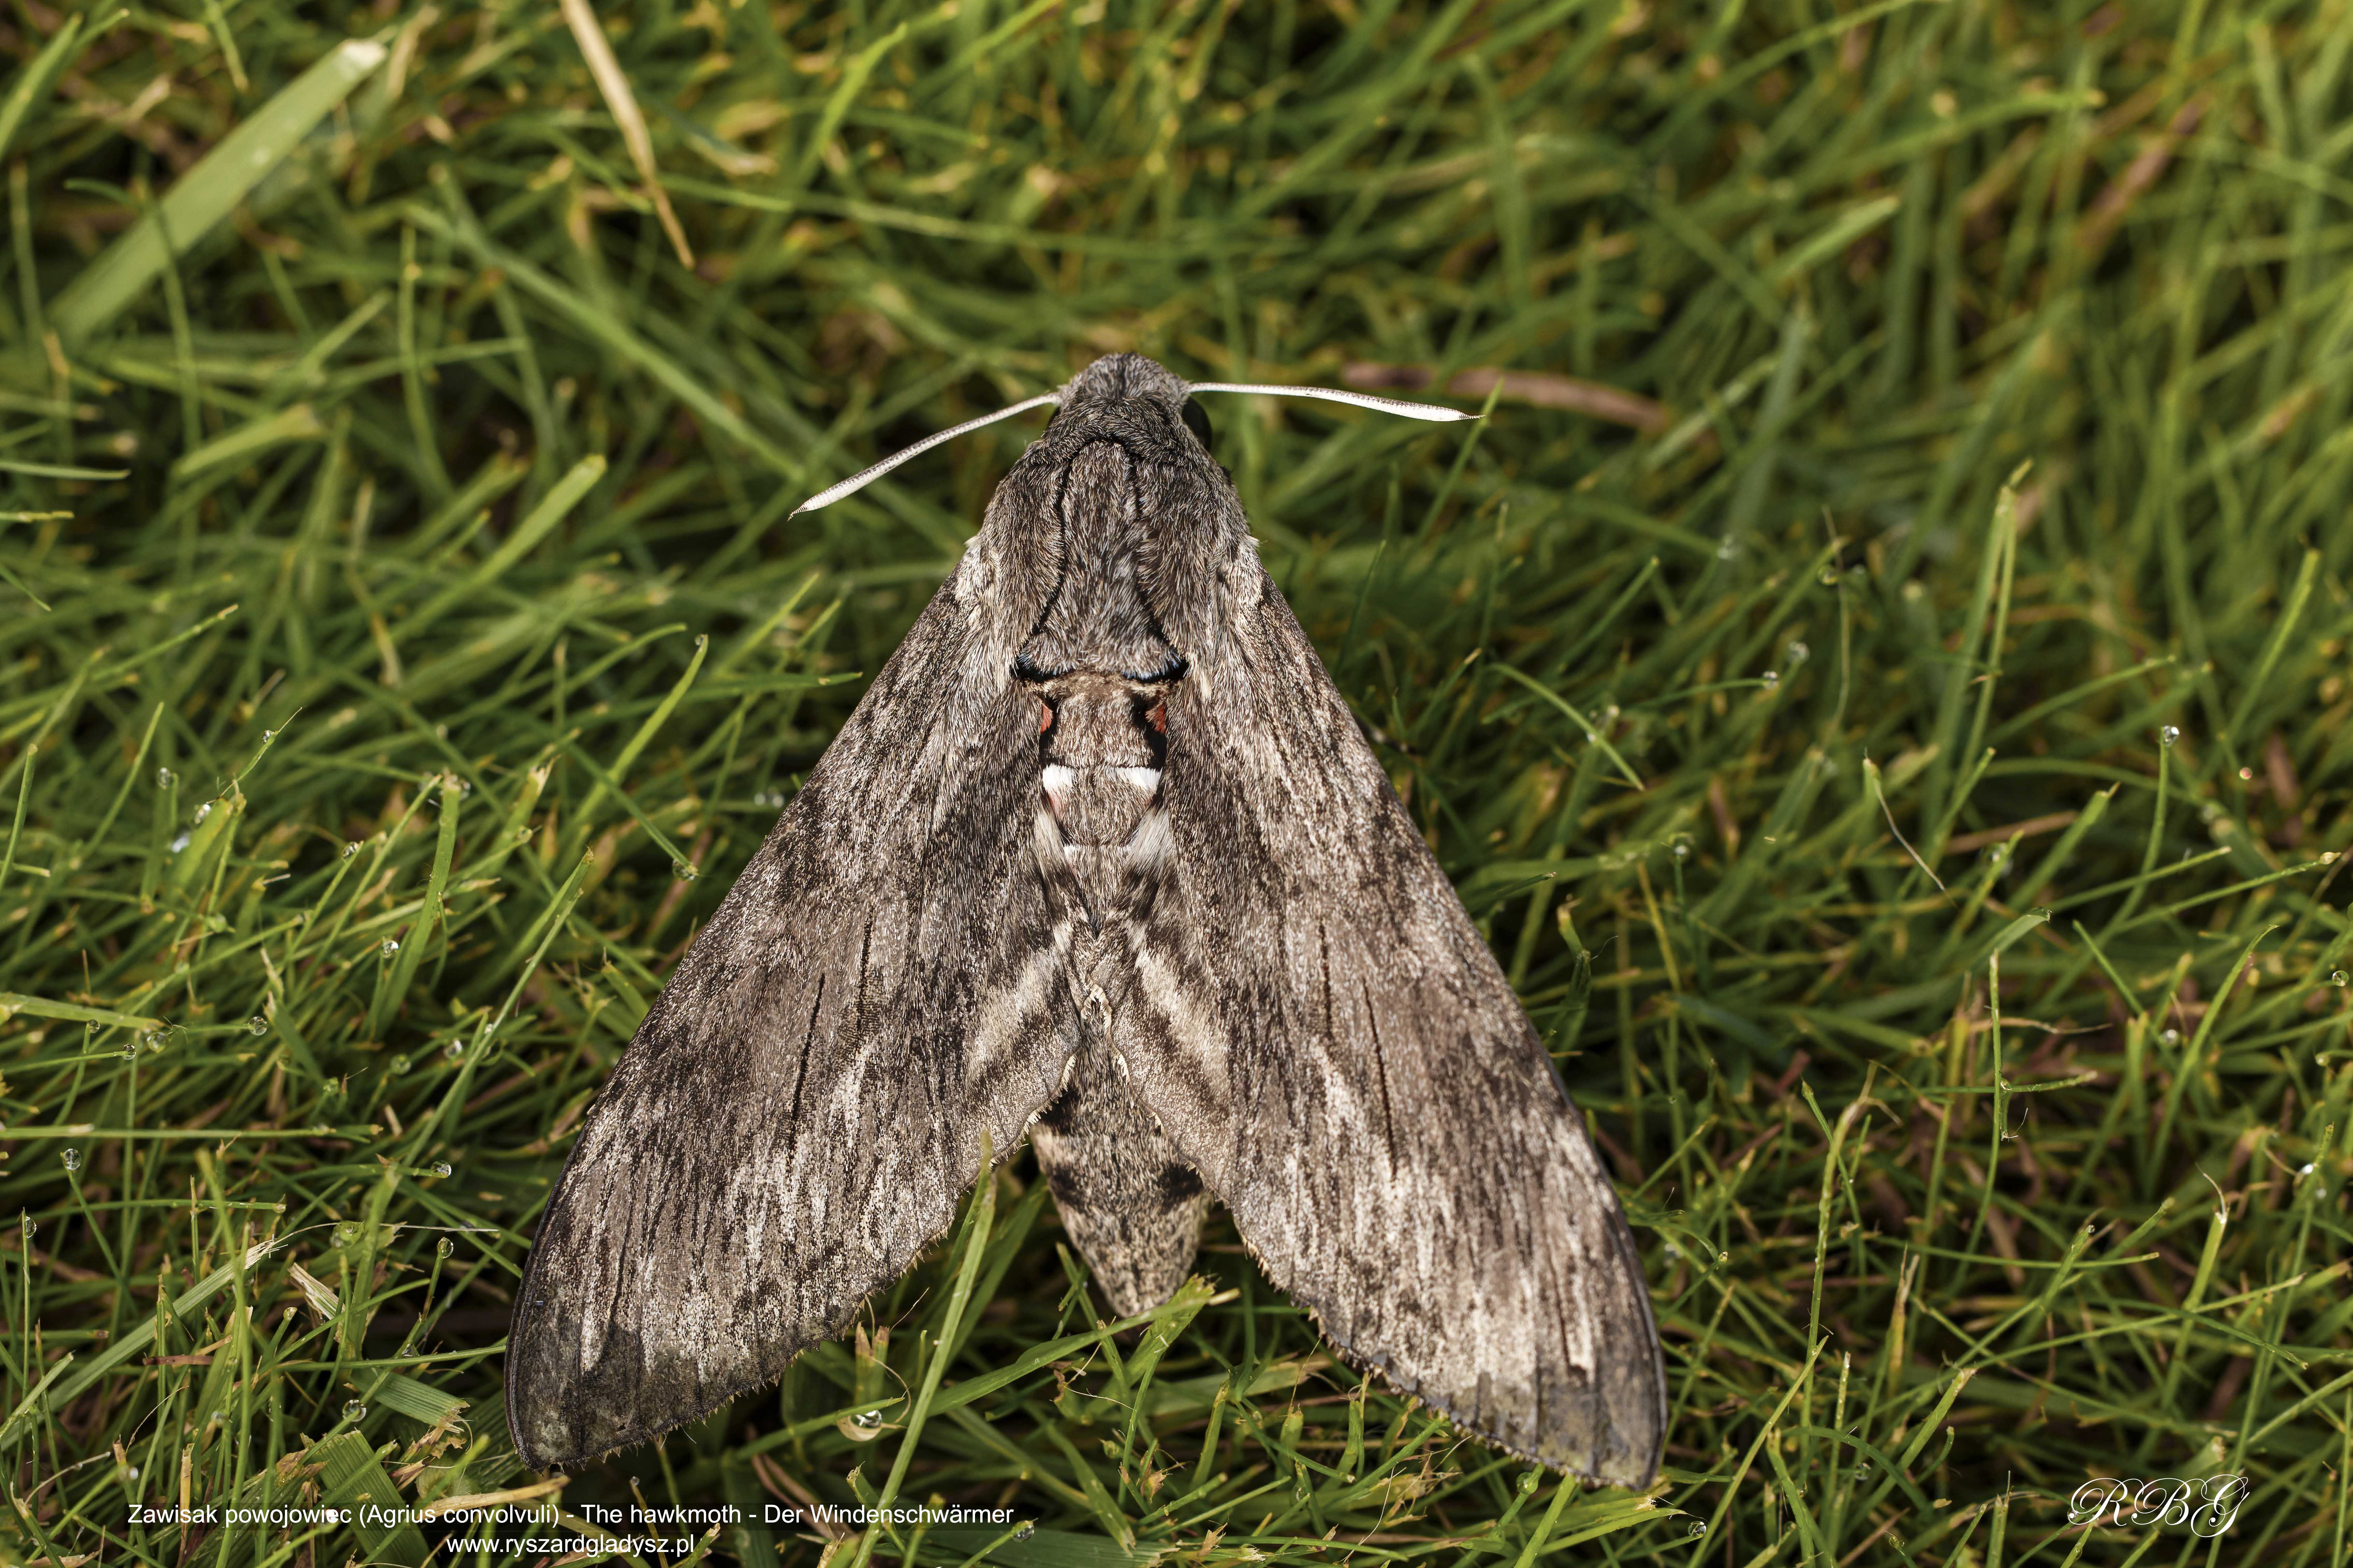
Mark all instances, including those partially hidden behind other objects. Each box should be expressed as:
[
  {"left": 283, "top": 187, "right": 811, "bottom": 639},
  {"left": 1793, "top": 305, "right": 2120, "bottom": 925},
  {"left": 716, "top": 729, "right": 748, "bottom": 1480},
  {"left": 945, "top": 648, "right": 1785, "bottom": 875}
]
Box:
[{"left": 2068, "top": 1476, "right": 2247, "bottom": 1538}]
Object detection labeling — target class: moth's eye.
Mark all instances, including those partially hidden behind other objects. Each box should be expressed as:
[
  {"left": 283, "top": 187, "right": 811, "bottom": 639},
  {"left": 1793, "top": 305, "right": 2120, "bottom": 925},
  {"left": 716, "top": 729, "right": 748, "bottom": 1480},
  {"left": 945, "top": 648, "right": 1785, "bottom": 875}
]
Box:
[{"left": 1180, "top": 397, "right": 1214, "bottom": 451}]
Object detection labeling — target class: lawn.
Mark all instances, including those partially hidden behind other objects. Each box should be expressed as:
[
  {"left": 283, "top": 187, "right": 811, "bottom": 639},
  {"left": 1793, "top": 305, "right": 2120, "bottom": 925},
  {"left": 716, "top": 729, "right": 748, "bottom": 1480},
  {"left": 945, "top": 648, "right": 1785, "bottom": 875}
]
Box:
[{"left": 2, "top": 1, "right": 2350, "bottom": 1565}]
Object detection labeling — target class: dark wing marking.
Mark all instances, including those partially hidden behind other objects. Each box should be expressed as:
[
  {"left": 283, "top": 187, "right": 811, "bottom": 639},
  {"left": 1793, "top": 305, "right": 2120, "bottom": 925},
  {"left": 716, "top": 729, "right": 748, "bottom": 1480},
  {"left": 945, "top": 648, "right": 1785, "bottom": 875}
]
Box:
[
  {"left": 507, "top": 574, "right": 1080, "bottom": 1472},
  {"left": 1111, "top": 535, "right": 1667, "bottom": 1488}
]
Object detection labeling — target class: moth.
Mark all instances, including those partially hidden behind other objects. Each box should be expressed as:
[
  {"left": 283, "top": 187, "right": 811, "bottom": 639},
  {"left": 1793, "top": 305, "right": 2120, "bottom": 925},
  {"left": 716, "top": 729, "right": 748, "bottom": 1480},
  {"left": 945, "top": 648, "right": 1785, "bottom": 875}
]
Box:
[{"left": 507, "top": 354, "right": 1667, "bottom": 1487}]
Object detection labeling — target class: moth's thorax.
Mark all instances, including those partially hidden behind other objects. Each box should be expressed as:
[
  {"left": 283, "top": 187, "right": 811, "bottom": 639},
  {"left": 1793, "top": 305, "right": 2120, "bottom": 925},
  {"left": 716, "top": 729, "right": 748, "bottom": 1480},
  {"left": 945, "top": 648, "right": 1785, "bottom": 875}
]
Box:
[{"left": 1016, "top": 441, "right": 1179, "bottom": 680}]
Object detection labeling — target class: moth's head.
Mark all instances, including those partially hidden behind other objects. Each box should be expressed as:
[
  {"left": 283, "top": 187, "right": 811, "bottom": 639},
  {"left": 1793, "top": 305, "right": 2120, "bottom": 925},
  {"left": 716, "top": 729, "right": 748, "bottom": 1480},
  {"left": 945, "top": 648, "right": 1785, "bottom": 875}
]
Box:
[
  {"left": 1055, "top": 353, "right": 1192, "bottom": 415},
  {"left": 1003, "top": 355, "right": 1208, "bottom": 478}
]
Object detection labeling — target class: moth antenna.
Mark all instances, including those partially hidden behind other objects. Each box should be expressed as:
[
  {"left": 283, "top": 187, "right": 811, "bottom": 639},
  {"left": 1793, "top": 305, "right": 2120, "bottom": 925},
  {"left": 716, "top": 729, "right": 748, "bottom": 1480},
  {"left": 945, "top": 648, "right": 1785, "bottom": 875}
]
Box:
[
  {"left": 790, "top": 392, "right": 1061, "bottom": 515},
  {"left": 1185, "top": 383, "right": 1477, "bottom": 422}
]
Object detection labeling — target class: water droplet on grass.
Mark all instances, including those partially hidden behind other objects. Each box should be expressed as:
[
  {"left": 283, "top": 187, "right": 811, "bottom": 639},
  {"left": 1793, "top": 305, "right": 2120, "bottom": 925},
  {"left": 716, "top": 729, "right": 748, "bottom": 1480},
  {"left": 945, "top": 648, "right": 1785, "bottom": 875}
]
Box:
[
  {"left": 851, "top": 1408, "right": 883, "bottom": 1429},
  {"left": 389, "top": 1055, "right": 410, "bottom": 1074},
  {"left": 2161, "top": 1028, "right": 2180, "bottom": 1045},
  {"left": 2160, "top": 725, "right": 2180, "bottom": 746},
  {"left": 1786, "top": 640, "right": 1809, "bottom": 665},
  {"left": 437, "top": 1237, "right": 454, "bottom": 1259},
  {"left": 432, "top": 1163, "right": 452, "bottom": 1178},
  {"left": 672, "top": 861, "right": 697, "bottom": 880},
  {"left": 248, "top": 1015, "right": 269, "bottom": 1035},
  {"left": 344, "top": 1401, "right": 366, "bottom": 1421},
  {"left": 156, "top": 767, "right": 177, "bottom": 788},
  {"left": 382, "top": 939, "right": 400, "bottom": 956},
  {"left": 342, "top": 842, "right": 360, "bottom": 859},
  {"left": 60, "top": 1148, "right": 80, "bottom": 1173},
  {"left": 2333, "top": 972, "right": 2347, "bottom": 987},
  {"left": 1761, "top": 670, "right": 1779, "bottom": 691}
]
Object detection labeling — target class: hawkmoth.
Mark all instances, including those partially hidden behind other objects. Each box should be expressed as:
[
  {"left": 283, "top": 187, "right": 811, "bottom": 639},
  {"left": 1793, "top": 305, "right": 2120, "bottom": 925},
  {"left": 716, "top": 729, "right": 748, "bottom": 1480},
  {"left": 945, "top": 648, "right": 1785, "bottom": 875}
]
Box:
[{"left": 507, "top": 354, "right": 1667, "bottom": 1487}]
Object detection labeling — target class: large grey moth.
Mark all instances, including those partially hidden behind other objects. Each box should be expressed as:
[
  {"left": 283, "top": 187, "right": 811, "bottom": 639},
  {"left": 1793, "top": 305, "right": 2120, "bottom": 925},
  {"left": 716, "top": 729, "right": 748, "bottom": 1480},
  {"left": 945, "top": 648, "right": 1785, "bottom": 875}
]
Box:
[{"left": 506, "top": 353, "right": 1668, "bottom": 1487}]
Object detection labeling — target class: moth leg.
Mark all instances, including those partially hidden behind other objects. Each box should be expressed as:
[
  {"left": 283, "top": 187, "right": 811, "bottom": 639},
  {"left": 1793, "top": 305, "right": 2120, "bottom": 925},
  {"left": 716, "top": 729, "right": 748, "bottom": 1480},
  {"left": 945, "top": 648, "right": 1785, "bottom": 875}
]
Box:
[{"left": 1031, "top": 1033, "right": 1206, "bottom": 1318}]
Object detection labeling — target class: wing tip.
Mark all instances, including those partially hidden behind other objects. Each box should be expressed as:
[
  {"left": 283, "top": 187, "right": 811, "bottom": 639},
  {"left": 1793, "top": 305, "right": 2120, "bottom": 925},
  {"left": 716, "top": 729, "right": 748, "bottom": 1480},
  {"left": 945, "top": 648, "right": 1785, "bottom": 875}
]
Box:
[{"left": 1282, "top": 1301, "right": 1665, "bottom": 1491}]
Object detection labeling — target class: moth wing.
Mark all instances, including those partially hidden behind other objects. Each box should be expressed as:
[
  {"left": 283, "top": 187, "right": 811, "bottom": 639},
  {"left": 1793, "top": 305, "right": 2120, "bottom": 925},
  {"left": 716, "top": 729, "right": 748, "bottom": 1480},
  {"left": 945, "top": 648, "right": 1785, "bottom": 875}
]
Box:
[
  {"left": 1115, "top": 551, "right": 1667, "bottom": 1487},
  {"left": 508, "top": 579, "right": 1076, "bottom": 1471}
]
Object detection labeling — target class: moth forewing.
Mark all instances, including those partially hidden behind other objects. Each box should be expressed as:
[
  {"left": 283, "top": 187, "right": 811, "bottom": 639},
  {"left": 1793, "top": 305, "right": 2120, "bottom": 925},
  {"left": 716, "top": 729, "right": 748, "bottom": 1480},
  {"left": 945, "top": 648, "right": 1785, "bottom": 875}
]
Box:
[{"left": 509, "top": 353, "right": 1665, "bottom": 1490}]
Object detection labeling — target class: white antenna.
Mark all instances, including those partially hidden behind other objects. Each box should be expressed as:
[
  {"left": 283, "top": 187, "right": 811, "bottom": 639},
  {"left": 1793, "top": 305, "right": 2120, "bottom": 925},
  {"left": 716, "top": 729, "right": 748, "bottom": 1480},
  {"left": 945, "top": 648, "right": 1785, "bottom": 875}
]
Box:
[
  {"left": 787, "top": 380, "right": 1474, "bottom": 514},
  {"left": 790, "top": 392, "right": 1060, "bottom": 515},
  {"left": 1185, "top": 383, "right": 1476, "bottom": 422}
]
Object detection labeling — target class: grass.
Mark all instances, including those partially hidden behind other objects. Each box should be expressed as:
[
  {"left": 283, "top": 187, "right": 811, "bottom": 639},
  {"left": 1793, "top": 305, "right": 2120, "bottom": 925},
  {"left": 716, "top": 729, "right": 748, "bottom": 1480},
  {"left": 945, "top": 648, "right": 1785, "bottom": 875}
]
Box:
[{"left": 2, "top": 0, "right": 2351, "bottom": 1564}]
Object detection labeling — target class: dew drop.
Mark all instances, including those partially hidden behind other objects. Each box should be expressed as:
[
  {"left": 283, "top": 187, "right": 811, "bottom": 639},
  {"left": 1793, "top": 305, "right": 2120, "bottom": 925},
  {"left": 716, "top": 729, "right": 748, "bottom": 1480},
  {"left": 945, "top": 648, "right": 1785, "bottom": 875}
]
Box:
[
  {"left": 156, "top": 767, "right": 177, "bottom": 788},
  {"left": 143, "top": 1027, "right": 173, "bottom": 1053},
  {"left": 119, "top": 1039, "right": 140, "bottom": 1060},
  {"left": 2299, "top": 1162, "right": 2316, "bottom": 1176},
  {"left": 20, "top": 1214, "right": 35, "bottom": 1241},
  {"left": 389, "top": 1054, "right": 410, "bottom": 1074},
  {"left": 1716, "top": 537, "right": 1740, "bottom": 561},
  {"left": 694, "top": 634, "right": 708, "bottom": 649},
  {"left": 2333, "top": 972, "right": 2347, "bottom": 987},
  {"left": 335, "top": 1222, "right": 360, "bottom": 1246},
  {"left": 1689, "top": 1522, "right": 1707, "bottom": 1537},
  {"left": 124, "top": 1465, "right": 138, "bottom": 1482},
  {"left": 193, "top": 802, "right": 211, "bottom": 824},
  {"left": 382, "top": 939, "right": 401, "bottom": 956},
  {"left": 206, "top": 1409, "right": 224, "bottom": 1426},
  {"left": 1785, "top": 639, "right": 1810, "bottom": 666},
  {"left": 2161, "top": 1028, "right": 2180, "bottom": 1045},
  {"left": 60, "top": 1147, "right": 81, "bottom": 1173},
  {"left": 344, "top": 1401, "right": 366, "bottom": 1421},
  {"left": 672, "top": 861, "right": 698, "bottom": 881},
  {"left": 168, "top": 833, "right": 191, "bottom": 854},
  {"left": 1518, "top": 1468, "right": 1540, "bottom": 1495},
  {"left": 342, "top": 841, "right": 360, "bottom": 859},
  {"left": 852, "top": 1408, "right": 883, "bottom": 1429},
  {"left": 1761, "top": 670, "right": 1780, "bottom": 691},
  {"left": 1673, "top": 842, "right": 1690, "bottom": 861},
  {"left": 248, "top": 1015, "right": 269, "bottom": 1036},
  {"left": 2160, "top": 725, "right": 2181, "bottom": 747},
  {"left": 437, "top": 1237, "right": 454, "bottom": 1259},
  {"left": 432, "top": 1163, "right": 452, "bottom": 1178},
  {"left": 444, "top": 1040, "right": 466, "bottom": 1061},
  {"left": 1818, "top": 566, "right": 1839, "bottom": 586},
  {"left": 1014, "top": 1524, "right": 1036, "bottom": 1541}
]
